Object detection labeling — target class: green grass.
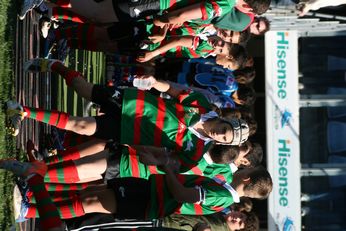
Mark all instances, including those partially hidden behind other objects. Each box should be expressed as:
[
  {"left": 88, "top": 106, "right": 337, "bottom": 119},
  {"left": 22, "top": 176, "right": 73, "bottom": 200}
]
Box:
[{"left": 0, "top": 0, "right": 21, "bottom": 230}]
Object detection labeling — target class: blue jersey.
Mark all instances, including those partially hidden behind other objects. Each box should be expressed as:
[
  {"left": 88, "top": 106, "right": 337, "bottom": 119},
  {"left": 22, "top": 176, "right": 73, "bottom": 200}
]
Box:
[{"left": 177, "top": 58, "right": 238, "bottom": 96}]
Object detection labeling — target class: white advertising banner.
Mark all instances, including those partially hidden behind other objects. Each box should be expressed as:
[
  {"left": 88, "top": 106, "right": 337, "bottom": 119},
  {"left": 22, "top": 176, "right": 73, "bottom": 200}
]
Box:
[{"left": 265, "top": 31, "right": 300, "bottom": 231}]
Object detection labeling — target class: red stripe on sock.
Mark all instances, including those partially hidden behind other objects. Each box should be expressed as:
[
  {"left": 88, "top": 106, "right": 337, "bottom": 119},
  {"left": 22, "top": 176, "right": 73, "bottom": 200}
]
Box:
[
  {"left": 56, "top": 111, "right": 69, "bottom": 129},
  {"left": 25, "top": 205, "right": 38, "bottom": 218},
  {"left": 23, "top": 106, "right": 30, "bottom": 117}
]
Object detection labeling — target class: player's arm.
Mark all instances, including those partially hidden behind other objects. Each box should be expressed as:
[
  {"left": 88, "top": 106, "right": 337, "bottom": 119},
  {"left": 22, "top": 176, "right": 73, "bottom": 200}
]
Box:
[
  {"left": 163, "top": 166, "right": 201, "bottom": 203},
  {"left": 148, "top": 25, "right": 170, "bottom": 43},
  {"left": 153, "top": 3, "right": 203, "bottom": 28},
  {"left": 137, "top": 36, "right": 194, "bottom": 62}
]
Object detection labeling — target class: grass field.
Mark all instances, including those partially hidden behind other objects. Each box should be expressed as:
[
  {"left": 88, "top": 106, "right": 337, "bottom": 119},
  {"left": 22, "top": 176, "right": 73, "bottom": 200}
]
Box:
[{"left": 0, "top": 0, "right": 21, "bottom": 229}]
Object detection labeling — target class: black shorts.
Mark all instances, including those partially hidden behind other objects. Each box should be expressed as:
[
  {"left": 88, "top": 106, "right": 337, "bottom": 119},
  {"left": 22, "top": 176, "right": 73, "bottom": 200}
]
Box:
[
  {"left": 91, "top": 85, "right": 122, "bottom": 141},
  {"left": 112, "top": 0, "right": 160, "bottom": 20},
  {"left": 107, "top": 178, "right": 151, "bottom": 219},
  {"left": 104, "top": 145, "right": 122, "bottom": 180},
  {"left": 91, "top": 85, "right": 123, "bottom": 115}
]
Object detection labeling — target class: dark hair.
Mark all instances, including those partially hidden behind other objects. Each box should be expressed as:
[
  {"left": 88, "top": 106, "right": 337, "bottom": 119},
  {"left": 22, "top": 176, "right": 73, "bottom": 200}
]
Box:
[
  {"left": 244, "top": 0, "right": 271, "bottom": 15},
  {"left": 228, "top": 44, "right": 248, "bottom": 70},
  {"left": 235, "top": 84, "right": 256, "bottom": 106},
  {"left": 231, "top": 197, "right": 253, "bottom": 212},
  {"left": 220, "top": 107, "right": 257, "bottom": 136},
  {"left": 243, "top": 166, "right": 273, "bottom": 199},
  {"left": 239, "top": 28, "right": 251, "bottom": 45},
  {"left": 208, "top": 144, "right": 240, "bottom": 164},
  {"left": 242, "top": 211, "right": 260, "bottom": 231},
  {"left": 253, "top": 17, "right": 270, "bottom": 35},
  {"left": 233, "top": 66, "right": 256, "bottom": 84},
  {"left": 239, "top": 142, "right": 263, "bottom": 168},
  {"left": 193, "top": 222, "right": 211, "bottom": 231}
]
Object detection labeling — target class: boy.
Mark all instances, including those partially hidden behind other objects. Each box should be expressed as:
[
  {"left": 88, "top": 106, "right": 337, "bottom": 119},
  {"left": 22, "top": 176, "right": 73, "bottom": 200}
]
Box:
[{"left": 0, "top": 159, "right": 272, "bottom": 221}]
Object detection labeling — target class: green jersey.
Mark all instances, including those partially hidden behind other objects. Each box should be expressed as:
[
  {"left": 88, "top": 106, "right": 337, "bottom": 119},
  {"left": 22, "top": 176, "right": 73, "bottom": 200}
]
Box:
[
  {"left": 212, "top": 8, "right": 254, "bottom": 31},
  {"left": 159, "top": 0, "right": 236, "bottom": 22},
  {"left": 121, "top": 89, "right": 212, "bottom": 170},
  {"left": 147, "top": 174, "right": 238, "bottom": 219},
  {"left": 119, "top": 147, "right": 233, "bottom": 183}
]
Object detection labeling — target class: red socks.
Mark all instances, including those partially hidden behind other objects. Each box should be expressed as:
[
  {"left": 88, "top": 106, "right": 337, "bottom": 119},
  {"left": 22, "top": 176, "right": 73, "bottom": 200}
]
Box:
[
  {"left": 50, "top": 61, "right": 82, "bottom": 86},
  {"left": 44, "top": 147, "right": 81, "bottom": 164},
  {"left": 26, "top": 194, "right": 85, "bottom": 219},
  {"left": 44, "top": 160, "right": 80, "bottom": 183},
  {"left": 23, "top": 107, "right": 69, "bottom": 129},
  {"left": 52, "top": 7, "right": 87, "bottom": 23},
  {"left": 27, "top": 175, "right": 63, "bottom": 229}
]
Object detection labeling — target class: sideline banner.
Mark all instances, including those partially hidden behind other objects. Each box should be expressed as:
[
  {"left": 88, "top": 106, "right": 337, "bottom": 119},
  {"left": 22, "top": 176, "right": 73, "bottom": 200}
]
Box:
[{"left": 265, "top": 31, "right": 300, "bottom": 231}]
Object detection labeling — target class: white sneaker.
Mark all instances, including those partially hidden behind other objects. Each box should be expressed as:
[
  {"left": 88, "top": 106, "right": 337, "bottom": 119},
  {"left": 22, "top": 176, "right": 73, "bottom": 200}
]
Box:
[
  {"left": 40, "top": 20, "right": 51, "bottom": 38},
  {"left": 13, "top": 185, "right": 29, "bottom": 223}
]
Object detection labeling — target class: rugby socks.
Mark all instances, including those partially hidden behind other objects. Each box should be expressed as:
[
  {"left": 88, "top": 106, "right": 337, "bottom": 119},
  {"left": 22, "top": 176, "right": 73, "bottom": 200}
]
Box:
[
  {"left": 28, "top": 189, "right": 79, "bottom": 203},
  {"left": 23, "top": 107, "right": 69, "bottom": 129},
  {"left": 67, "top": 39, "right": 98, "bottom": 51},
  {"left": 46, "top": 0, "right": 71, "bottom": 8},
  {"left": 44, "top": 160, "right": 80, "bottom": 183},
  {"left": 26, "top": 195, "right": 85, "bottom": 219},
  {"left": 54, "top": 24, "right": 95, "bottom": 42},
  {"left": 26, "top": 175, "right": 63, "bottom": 229},
  {"left": 54, "top": 24, "right": 97, "bottom": 51},
  {"left": 44, "top": 182, "right": 89, "bottom": 192},
  {"left": 50, "top": 61, "right": 83, "bottom": 86},
  {"left": 52, "top": 7, "right": 87, "bottom": 23},
  {"left": 44, "top": 147, "right": 80, "bottom": 164}
]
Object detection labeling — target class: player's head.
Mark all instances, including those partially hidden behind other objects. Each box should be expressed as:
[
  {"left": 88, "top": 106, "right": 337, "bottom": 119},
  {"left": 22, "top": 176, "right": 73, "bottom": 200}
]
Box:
[
  {"left": 233, "top": 166, "right": 273, "bottom": 199},
  {"left": 232, "top": 84, "right": 256, "bottom": 106},
  {"left": 216, "top": 44, "right": 247, "bottom": 70},
  {"left": 208, "top": 144, "right": 240, "bottom": 164},
  {"left": 216, "top": 28, "right": 251, "bottom": 44},
  {"left": 236, "top": 0, "right": 271, "bottom": 15},
  {"left": 234, "top": 141, "right": 263, "bottom": 168},
  {"left": 250, "top": 17, "right": 270, "bottom": 35}
]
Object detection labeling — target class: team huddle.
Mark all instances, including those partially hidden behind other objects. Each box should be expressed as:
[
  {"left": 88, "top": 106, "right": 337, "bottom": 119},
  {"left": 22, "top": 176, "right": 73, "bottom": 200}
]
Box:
[{"left": 1, "top": 0, "right": 274, "bottom": 230}]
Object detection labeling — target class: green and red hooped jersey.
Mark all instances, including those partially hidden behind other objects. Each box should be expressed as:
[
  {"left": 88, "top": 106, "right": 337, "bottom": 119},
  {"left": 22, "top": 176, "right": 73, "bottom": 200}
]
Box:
[
  {"left": 147, "top": 36, "right": 215, "bottom": 58},
  {"left": 147, "top": 174, "right": 235, "bottom": 219},
  {"left": 120, "top": 88, "right": 212, "bottom": 170},
  {"left": 146, "top": 22, "right": 215, "bottom": 58},
  {"left": 159, "top": 0, "right": 236, "bottom": 22},
  {"left": 119, "top": 147, "right": 234, "bottom": 183},
  {"left": 212, "top": 8, "right": 255, "bottom": 31}
]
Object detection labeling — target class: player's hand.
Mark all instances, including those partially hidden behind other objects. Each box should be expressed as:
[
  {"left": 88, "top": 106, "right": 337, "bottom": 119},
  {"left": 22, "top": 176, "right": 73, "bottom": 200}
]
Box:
[
  {"left": 153, "top": 18, "right": 167, "bottom": 28},
  {"left": 136, "top": 51, "right": 156, "bottom": 62},
  {"left": 148, "top": 34, "right": 165, "bottom": 43},
  {"left": 168, "top": 23, "right": 183, "bottom": 30}
]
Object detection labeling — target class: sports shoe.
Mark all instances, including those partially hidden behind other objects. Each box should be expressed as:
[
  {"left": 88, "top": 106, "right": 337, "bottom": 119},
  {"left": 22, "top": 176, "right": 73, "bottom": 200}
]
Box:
[
  {"left": 19, "top": 0, "right": 44, "bottom": 20},
  {"left": 5, "top": 101, "right": 27, "bottom": 136},
  {"left": 39, "top": 17, "right": 51, "bottom": 39},
  {"left": 13, "top": 185, "right": 29, "bottom": 223},
  {"left": 0, "top": 159, "right": 47, "bottom": 178},
  {"left": 24, "top": 58, "right": 60, "bottom": 73}
]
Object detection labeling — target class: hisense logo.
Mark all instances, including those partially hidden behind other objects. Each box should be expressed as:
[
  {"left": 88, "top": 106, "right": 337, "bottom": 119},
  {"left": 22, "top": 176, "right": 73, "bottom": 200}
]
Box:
[
  {"left": 278, "top": 139, "right": 290, "bottom": 207},
  {"left": 276, "top": 32, "right": 289, "bottom": 100}
]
